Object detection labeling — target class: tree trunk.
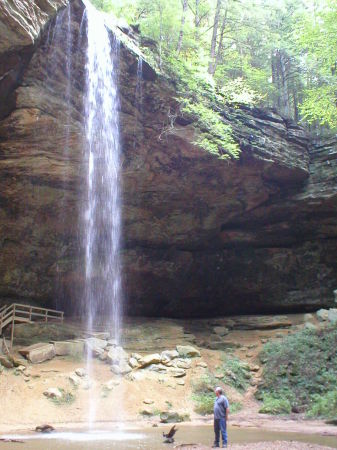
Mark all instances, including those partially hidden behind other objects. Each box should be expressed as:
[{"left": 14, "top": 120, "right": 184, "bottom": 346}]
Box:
[
  {"left": 159, "top": 4, "right": 163, "bottom": 70},
  {"left": 177, "top": 0, "right": 188, "bottom": 54},
  {"left": 208, "top": 0, "right": 222, "bottom": 75},
  {"left": 195, "top": 0, "right": 200, "bottom": 41},
  {"left": 213, "top": 7, "right": 228, "bottom": 74}
]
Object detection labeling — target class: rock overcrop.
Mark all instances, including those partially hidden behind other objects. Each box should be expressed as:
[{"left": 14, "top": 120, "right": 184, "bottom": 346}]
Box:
[{"left": 1, "top": 0, "right": 336, "bottom": 319}]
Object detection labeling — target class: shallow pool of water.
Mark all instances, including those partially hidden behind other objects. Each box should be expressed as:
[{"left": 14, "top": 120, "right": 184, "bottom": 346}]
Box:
[{"left": 1, "top": 425, "right": 336, "bottom": 449}]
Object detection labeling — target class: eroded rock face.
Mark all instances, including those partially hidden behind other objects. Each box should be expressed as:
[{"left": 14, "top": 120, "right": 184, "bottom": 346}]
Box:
[{"left": 0, "top": 0, "right": 336, "bottom": 317}]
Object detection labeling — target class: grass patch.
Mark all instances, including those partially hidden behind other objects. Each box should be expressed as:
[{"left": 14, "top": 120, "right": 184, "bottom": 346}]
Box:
[{"left": 256, "top": 325, "right": 337, "bottom": 418}]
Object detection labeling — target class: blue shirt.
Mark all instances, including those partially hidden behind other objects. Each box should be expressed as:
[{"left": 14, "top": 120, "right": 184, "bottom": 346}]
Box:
[{"left": 214, "top": 394, "right": 229, "bottom": 419}]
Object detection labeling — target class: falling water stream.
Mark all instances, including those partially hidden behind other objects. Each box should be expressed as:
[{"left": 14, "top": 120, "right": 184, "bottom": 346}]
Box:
[
  {"left": 83, "top": 1, "right": 122, "bottom": 339},
  {"left": 82, "top": 1, "right": 123, "bottom": 426}
]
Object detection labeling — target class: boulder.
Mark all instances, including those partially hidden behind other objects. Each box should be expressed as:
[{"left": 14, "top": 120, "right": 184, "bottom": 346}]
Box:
[
  {"left": 52, "top": 340, "right": 85, "bottom": 357},
  {"left": 111, "top": 360, "right": 132, "bottom": 375},
  {"left": 197, "top": 361, "right": 208, "bottom": 368},
  {"left": 99, "top": 351, "right": 108, "bottom": 361},
  {"left": 43, "top": 387, "right": 62, "bottom": 399},
  {"left": 161, "top": 350, "right": 179, "bottom": 364},
  {"left": 140, "top": 408, "right": 153, "bottom": 416},
  {"left": 304, "top": 313, "right": 314, "bottom": 322},
  {"left": 148, "top": 364, "right": 167, "bottom": 373},
  {"left": 69, "top": 374, "right": 81, "bottom": 386},
  {"left": 139, "top": 353, "right": 161, "bottom": 368},
  {"left": 85, "top": 338, "right": 108, "bottom": 355},
  {"left": 104, "top": 379, "right": 120, "bottom": 390},
  {"left": 19, "top": 343, "right": 55, "bottom": 364},
  {"left": 107, "top": 346, "right": 129, "bottom": 365},
  {"left": 316, "top": 309, "right": 329, "bottom": 321},
  {"left": 88, "top": 332, "right": 110, "bottom": 340},
  {"left": 170, "top": 368, "right": 186, "bottom": 378},
  {"left": 304, "top": 322, "right": 317, "bottom": 331},
  {"left": 128, "top": 357, "right": 139, "bottom": 368},
  {"left": 107, "top": 339, "right": 118, "bottom": 347},
  {"left": 176, "top": 345, "right": 200, "bottom": 358},
  {"left": 143, "top": 399, "right": 154, "bottom": 405},
  {"left": 175, "top": 358, "right": 191, "bottom": 369},
  {"left": 213, "top": 326, "right": 229, "bottom": 336},
  {"left": 327, "top": 308, "right": 337, "bottom": 323},
  {"left": 160, "top": 411, "right": 190, "bottom": 423}
]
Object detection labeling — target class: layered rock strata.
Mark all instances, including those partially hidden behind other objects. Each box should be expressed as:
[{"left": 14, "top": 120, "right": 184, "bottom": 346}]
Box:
[{"left": 0, "top": 0, "right": 336, "bottom": 317}]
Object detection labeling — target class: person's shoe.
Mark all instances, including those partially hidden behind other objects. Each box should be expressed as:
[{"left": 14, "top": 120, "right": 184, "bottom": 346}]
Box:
[
  {"left": 222, "top": 444, "right": 227, "bottom": 448},
  {"left": 212, "top": 445, "right": 219, "bottom": 448}
]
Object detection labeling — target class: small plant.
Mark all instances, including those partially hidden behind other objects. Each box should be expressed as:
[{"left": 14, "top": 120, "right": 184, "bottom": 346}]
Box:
[
  {"left": 307, "top": 390, "right": 337, "bottom": 419},
  {"left": 258, "top": 394, "right": 292, "bottom": 414},
  {"left": 221, "top": 355, "right": 251, "bottom": 392},
  {"left": 51, "top": 388, "right": 76, "bottom": 406},
  {"left": 191, "top": 372, "right": 242, "bottom": 415},
  {"left": 101, "top": 386, "right": 111, "bottom": 398}
]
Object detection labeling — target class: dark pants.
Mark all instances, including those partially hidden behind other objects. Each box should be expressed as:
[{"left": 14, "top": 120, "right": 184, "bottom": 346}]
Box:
[{"left": 214, "top": 418, "right": 227, "bottom": 445}]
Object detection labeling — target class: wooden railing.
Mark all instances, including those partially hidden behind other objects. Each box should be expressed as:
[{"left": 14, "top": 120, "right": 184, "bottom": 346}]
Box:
[{"left": 0, "top": 303, "right": 64, "bottom": 348}]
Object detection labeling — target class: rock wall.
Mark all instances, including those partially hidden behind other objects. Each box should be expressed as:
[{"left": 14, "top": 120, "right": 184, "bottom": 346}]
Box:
[{"left": 0, "top": 0, "right": 336, "bottom": 317}]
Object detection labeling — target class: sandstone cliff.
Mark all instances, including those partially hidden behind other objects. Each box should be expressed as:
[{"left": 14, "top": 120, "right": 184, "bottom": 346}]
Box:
[{"left": 0, "top": 0, "right": 336, "bottom": 316}]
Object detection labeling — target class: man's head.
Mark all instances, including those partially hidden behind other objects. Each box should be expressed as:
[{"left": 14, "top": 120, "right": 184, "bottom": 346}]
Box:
[{"left": 215, "top": 386, "right": 222, "bottom": 397}]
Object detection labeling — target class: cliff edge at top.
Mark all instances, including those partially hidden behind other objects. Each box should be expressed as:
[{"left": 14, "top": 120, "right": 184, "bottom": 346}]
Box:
[{"left": 0, "top": 0, "right": 336, "bottom": 317}]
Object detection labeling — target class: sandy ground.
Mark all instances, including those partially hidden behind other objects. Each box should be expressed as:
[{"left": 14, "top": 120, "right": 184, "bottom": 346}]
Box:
[
  {"left": 0, "top": 314, "right": 336, "bottom": 447},
  {"left": 175, "top": 443, "right": 335, "bottom": 449}
]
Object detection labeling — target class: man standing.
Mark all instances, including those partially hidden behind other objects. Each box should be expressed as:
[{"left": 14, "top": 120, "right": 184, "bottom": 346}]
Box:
[{"left": 212, "top": 386, "right": 229, "bottom": 448}]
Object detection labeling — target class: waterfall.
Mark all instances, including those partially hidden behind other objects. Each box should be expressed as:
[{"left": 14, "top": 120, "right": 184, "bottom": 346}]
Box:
[
  {"left": 83, "top": 3, "right": 122, "bottom": 346},
  {"left": 136, "top": 57, "right": 143, "bottom": 115},
  {"left": 44, "top": 5, "right": 73, "bottom": 311}
]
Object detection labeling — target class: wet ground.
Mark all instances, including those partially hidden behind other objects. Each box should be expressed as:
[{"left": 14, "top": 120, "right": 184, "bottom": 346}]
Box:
[{"left": 1, "top": 425, "right": 336, "bottom": 449}]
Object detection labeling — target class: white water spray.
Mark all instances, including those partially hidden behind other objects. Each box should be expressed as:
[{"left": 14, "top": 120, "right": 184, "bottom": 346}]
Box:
[
  {"left": 83, "top": 1, "right": 122, "bottom": 342},
  {"left": 82, "top": 1, "right": 123, "bottom": 425}
]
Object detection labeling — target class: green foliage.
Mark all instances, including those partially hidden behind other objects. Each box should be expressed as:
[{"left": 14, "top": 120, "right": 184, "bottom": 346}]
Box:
[
  {"left": 293, "top": 0, "right": 337, "bottom": 128},
  {"left": 258, "top": 394, "right": 292, "bottom": 415},
  {"left": 300, "top": 85, "right": 337, "bottom": 128},
  {"left": 220, "top": 78, "right": 266, "bottom": 106},
  {"left": 191, "top": 373, "right": 218, "bottom": 415},
  {"left": 180, "top": 98, "right": 240, "bottom": 159},
  {"left": 307, "top": 390, "right": 337, "bottom": 419},
  {"left": 192, "top": 391, "right": 215, "bottom": 415},
  {"left": 191, "top": 369, "right": 244, "bottom": 416},
  {"left": 163, "top": 57, "right": 240, "bottom": 160},
  {"left": 220, "top": 355, "right": 251, "bottom": 392},
  {"left": 257, "top": 326, "right": 337, "bottom": 417},
  {"left": 51, "top": 388, "right": 76, "bottom": 406},
  {"left": 92, "top": 0, "right": 336, "bottom": 131}
]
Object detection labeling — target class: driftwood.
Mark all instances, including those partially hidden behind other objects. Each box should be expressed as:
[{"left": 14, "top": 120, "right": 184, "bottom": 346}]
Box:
[{"left": 0, "top": 438, "right": 24, "bottom": 443}]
